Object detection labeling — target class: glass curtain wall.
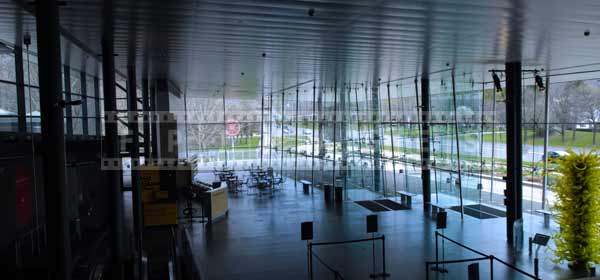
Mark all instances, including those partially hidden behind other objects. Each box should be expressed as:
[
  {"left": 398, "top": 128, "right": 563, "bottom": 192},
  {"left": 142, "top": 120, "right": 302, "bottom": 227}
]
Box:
[{"left": 183, "top": 67, "right": 600, "bottom": 217}]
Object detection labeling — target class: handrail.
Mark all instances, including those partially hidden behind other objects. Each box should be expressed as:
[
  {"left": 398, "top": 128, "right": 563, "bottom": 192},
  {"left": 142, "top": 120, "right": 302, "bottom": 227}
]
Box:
[
  {"left": 425, "top": 256, "right": 493, "bottom": 280},
  {"left": 427, "top": 256, "right": 490, "bottom": 265},
  {"left": 435, "top": 231, "right": 488, "bottom": 257},
  {"left": 310, "top": 236, "right": 382, "bottom": 247},
  {"left": 433, "top": 231, "right": 540, "bottom": 279},
  {"left": 492, "top": 255, "right": 539, "bottom": 279},
  {"left": 307, "top": 235, "right": 387, "bottom": 279},
  {"left": 310, "top": 250, "right": 345, "bottom": 280}
]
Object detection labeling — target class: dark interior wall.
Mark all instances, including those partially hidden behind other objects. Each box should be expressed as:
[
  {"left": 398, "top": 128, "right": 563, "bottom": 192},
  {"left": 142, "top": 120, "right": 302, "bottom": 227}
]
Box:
[
  {"left": 65, "top": 139, "right": 110, "bottom": 234},
  {"left": 2, "top": 134, "right": 110, "bottom": 267}
]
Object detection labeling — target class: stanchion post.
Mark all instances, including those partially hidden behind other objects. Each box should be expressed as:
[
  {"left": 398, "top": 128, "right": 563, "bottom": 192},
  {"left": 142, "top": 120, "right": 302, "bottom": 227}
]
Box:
[
  {"left": 382, "top": 235, "right": 387, "bottom": 276},
  {"left": 442, "top": 229, "right": 446, "bottom": 272},
  {"left": 489, "top": 255, "right": 494, "bottom": 280},
  {"left": 426, "top": 263, "right": 430, "bottom": 279},
  {"left": 435, "top": 231, "right": 439, "bottom": 271},
  {"left": 370, "top": 232, "right": 377, "bottom": 278},
  {"left": 534, "top": 257, "right": 539, "bottom": 279},
  {"left": 306, "top": 240, "right": 310, "bottom": 277},
  {"left": 379, "top": 235, "right": 390, "bottom": 278},
  {"left": 309, "top": 242, "right": 314, "bottom": 280}
]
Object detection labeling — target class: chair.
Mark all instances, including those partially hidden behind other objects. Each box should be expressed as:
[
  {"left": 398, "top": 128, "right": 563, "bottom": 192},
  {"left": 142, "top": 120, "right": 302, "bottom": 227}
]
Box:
[
  {"left": 257, "top": 180, "right": 273, "bottom": 197},
  {"left": 246, "top": 177, "right": 259, "bottom": 195},
  {"left": 239, "top": 177, "right": 251, "bottom": 194}
]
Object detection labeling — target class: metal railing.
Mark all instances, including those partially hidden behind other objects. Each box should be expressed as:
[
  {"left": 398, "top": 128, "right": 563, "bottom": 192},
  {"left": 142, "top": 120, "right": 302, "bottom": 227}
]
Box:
[
  {"left": 309, "top": 249, "right": 344, "bottom": 280},
  {"left": 307, "top": 235, "right": 387, "bottom": 280},
  {"left": 427, "top": 231, "right": 540, "bottom": 279}
]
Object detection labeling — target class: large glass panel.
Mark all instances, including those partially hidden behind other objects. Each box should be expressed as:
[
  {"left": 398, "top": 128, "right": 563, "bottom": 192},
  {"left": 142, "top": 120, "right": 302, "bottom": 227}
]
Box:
[
  {"left": 0, "top": 53, "right": 17, "bottom": 131},
  {"left": 86, "top": 75, "right": 96, "bottom": 136},
  {"left": 0, "top": 81, "right": 18, "bottom": 131},
  {"left": 0, "top": 53, "right": 15, "bottom": 81},
  {"left": 71, "top": 69, "right": 83, "bottom": 135}
]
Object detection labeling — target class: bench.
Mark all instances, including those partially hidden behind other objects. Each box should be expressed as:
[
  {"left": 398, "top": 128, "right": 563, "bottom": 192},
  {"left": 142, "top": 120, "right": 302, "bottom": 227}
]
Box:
[
  {"left": 299, "top": 180, "right": 312, "bottom": 194},
  {"left": 430, "top": 203, "right": 449, "bottom": 217},
  {"left": 535, "top": 209, "right": 553, "bottom": 227},
  {"left": 396, "top": 191, "right": 416, "bottom": 209}
]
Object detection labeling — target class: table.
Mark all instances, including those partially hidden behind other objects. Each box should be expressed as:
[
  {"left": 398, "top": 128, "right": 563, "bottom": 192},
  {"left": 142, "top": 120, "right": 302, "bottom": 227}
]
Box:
[
  {"left": 197, "top": 185, "right": 229, "bottom": 225},
  {"left": 396, "top": 191, "right": 416, "bottom": 209},
  {"left": 299, "top": 180, "right": 312, "bottom": 194},
  {"left": 228, "top": 178, "right": 244, "bottom": 193}
]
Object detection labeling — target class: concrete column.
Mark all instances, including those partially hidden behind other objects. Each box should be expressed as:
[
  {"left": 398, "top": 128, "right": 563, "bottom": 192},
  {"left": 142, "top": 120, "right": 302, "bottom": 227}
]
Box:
[
  {"left": 127, "top": 64, "right": 143, "bottom": 278},
  {"left": 505, "top": 61, "right": 523, "bottom": 245},
  {"left": 154, "top": 79, "right": 176, "bottom": 160},
  {"left": 102, "top": 0, "right": 124, "bottom": 276},
  {"left": 35, "top": 0, "right": 71, "bottom": 278}
]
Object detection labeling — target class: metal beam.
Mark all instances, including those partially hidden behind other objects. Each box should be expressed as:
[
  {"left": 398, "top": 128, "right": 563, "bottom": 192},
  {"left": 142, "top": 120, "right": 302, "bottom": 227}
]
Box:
[
  {"left": 420, "top": 78, "right": 431, "bottom": 213},
  {"left": 450, "top": 71, "right": 464, "bottom": 220},
  {"left": 260, "top": 76, "right": 265, "bottom": 167},
  {"left": 294, "top": 84, "right": 299, "bottom": 186},
  {"left": 142, "top": 78, "right": 151, "bottom": 158},
  {"left": 505, "top": 61, "right": 523, "bottom": 245},
  {"left": 35, "top": 0, "right": 71, "bottom": 278},
  {"left": 102, "top": 0, "right": 124, "bottom": 276},
  {"left": 340, "top": 83, "right": 349, "bottom": 193},
  {"left": 371, "top": 82, "right": 382, "bottom": 192},
  {"left": 332, "top": 80, "right": 337, "bottom": 187},
  {"left": 386, "top": 83, "right": 397, "bottom": 196},
  {"left": 541, "top": 74, "right": 550, "bottom": 209},
  {"left": 127, "top": 64, "right": 143, "bottom": 279},
  {"left": 311, "top": 82, "right": 316, "bottom": 190},
  {"left": 150, "top": 84, "right": 158, "bottom": 158}
]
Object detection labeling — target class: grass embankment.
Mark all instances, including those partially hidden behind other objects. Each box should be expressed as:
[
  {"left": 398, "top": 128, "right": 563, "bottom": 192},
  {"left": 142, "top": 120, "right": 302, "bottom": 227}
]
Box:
[{"left": 482, "top": 130, "right": 600, "bottom": 149}]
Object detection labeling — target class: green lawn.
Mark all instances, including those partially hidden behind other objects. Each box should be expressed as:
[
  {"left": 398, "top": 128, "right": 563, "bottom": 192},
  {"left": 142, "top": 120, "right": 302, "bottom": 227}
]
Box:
[{"left": 481, "top": 130, "right": 600, "bottom": 149}]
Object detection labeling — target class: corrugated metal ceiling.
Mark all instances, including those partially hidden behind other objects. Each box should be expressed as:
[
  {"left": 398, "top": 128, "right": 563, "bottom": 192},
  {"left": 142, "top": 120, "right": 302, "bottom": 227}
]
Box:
[{"left": 2, "top": 0, "right": 600, "bottom": 96}]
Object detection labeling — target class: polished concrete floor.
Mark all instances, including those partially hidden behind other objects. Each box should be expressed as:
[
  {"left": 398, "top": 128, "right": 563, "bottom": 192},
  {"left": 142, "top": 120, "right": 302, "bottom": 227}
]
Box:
[{"left": 181, "top": 174, "right": 585, "bottom": 280}]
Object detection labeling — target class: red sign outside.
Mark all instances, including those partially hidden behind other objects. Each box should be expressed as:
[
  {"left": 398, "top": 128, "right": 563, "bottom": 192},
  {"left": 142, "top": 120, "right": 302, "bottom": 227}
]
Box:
[{"left": 225, "top": 118, "right": 241, "bottom": 137}]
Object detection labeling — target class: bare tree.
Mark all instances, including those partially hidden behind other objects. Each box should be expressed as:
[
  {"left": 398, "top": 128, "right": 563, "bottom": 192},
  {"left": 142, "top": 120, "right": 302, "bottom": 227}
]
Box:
[
  {"left": 577, "top": 82, "right": 600, "bottom": 145},
  {"left": 551, "top": 81, "right": 580, "bottom": 143},
  {"left": 186, "top": 97, "right": 223, "bottom": 152},
  {"left": 522, "top": 85, "right": 545, "bottom": 142}
]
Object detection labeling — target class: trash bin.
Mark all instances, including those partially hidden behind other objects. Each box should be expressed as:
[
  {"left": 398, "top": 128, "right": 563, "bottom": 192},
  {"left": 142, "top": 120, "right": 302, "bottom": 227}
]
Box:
[
  {"left": 335, "top": 186, "right": 343, "bottom": 203},
  {"left": 323, "top": 184, "right": 332, "bottom": 202}
]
